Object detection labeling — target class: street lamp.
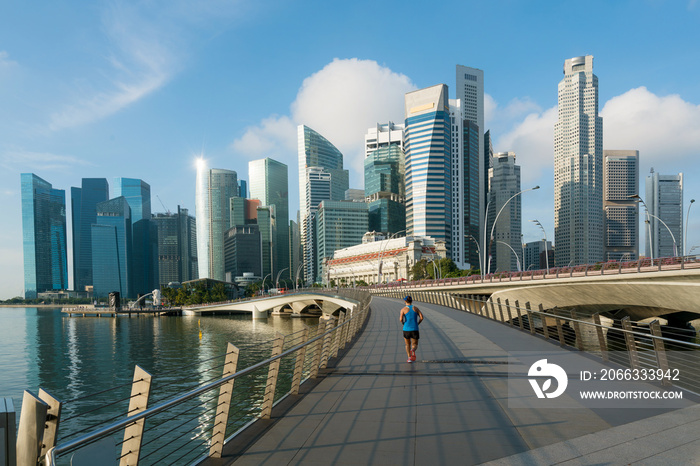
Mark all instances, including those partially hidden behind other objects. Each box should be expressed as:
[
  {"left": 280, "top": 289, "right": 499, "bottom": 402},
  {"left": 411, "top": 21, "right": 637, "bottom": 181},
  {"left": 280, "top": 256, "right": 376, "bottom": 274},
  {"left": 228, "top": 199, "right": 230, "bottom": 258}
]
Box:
[
  {"left": 496, "top": 240, "right": 521, "bottom": 272},
  {"left": 465, "top": 234, "right": 482, "bottom": 273},
  {"left": 629, "top": 195, "right": 654, "bottom": 265},
  {"left": 685, "top": 199, "right": 695, "bottom": 256},
  {"left": 429, "top": 258, "right": 442, "bottom": 279},
  {"left": 261, "top": 273, "right": 271, "bottom": 295},
  {"left": 378, "top": 230, "right": 406, "bottom": 284},
  {"left": 530, "top": 219, "right": 549, "bottom": 271},
  {"left": 275, "top": 267, "right": 289, "bottom": 290},
  {"left": 295, "top": 263, "right": 304, "bottom": 292},
  {"left": 487, "top": 186, "right": 539, "bottom": 274},
  {"left": 644, "top": 211, "right": 678, "bottom": 257}
]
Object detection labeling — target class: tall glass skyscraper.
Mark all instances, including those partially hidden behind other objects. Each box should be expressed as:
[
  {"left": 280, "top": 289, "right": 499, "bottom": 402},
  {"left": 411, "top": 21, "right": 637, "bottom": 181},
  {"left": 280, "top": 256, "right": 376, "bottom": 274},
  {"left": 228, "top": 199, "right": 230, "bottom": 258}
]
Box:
[
  {"left": 195, "top": 163, "right": 238, "bottom": 281},
  {"left": 249, "top": 158, "right": 290, "bottom": 280},
  {"left": 315, "top": 200, "right": 369, "bottom": 283},
  {"left": 603, "top": 150, "right": 639, "bottom": 261},
  {"left": 298, "top": 125, "right": 349, "bottom": 283},
  {"left": 71, "top": 178, "right": 109, "bottom": 292},
  {"left": 404, "top": 84, "right": 452, "bottom": 253},
  {"left": 364, "top": 123, "right": 405, "bottom": 235},
  {"left": 92, "top": 197, "right": 132, "bottom": 298},
  {"left": 554, "top": 55, "right": 604, "bottom": 266},
  {"left": 152, "top": 206, "right": 198, "bottom": 288},
  {"left": 21, "top": 173, "right": 68, "bottom": 298},
  {"left": 646, "top": 171, "right": 683, "bottom": 258},
  {"left": 114, "top": 178, "right": 157, "bottom": 295},
  {"left": 487, "top": 152, "right": 522, "bottom": 272}
]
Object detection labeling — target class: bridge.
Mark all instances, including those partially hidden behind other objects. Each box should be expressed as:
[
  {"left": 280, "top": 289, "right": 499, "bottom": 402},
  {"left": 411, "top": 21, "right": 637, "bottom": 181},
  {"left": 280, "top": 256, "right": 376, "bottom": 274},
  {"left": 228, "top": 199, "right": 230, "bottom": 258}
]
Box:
[
  {"left": 183, "top": 292, "right": 361, "bottom": 319},
  {"left": 373, "top": 258, "right": 700, "bottom": 323}
]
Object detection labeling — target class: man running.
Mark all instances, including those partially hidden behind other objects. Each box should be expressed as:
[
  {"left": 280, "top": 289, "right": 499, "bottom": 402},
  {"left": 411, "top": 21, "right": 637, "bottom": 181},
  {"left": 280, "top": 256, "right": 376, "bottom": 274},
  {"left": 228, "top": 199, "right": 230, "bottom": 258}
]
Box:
[{"left": 399, "top": 295, "right": 423, "bottom": 363}]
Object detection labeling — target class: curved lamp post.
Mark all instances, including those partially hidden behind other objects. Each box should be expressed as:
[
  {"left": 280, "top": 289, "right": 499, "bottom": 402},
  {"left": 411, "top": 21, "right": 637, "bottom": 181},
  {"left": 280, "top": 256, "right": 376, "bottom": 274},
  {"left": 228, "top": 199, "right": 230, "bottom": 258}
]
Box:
[
  {"left": 496, "top": 240, "right": 521, "bottom": 272},
  {"left": 465, "top": 234, "right": 482, "bottom": 273},
  {"left": 378, "top": 230, "right": 405, "bottom": 284},
  {"left": 645, "top": 212, "right": 678, "bottom": 257},
  {"left": 295, "top": 263, "right": 304, "bottom": 291},
  {"left": 275, "top": 267, "right": 289, "bottom": 290},
  {"left": 530, "top": 219, "right": 549, "bottom": 271},
  {"left": 428, "top": 258, "right": 441, "bottom": 280},
  {"left": 685, "top": 199, "right": 695, "bottom": 256},
  {"left": 261, "top": 273, "right": 271, "bottom": 295},
  {"left": 487, "top": 186, "right": 539, "bottom": 274},
  {"left": 629, "top": 195, "right": 654, "bottom": 265}
]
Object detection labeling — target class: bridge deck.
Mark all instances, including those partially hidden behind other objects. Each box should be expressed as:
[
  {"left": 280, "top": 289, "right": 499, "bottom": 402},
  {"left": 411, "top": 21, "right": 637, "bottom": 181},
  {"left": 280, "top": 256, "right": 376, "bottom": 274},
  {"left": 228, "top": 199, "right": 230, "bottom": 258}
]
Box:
[{"left": 211, "top": 297, "right": 700, "bottom": 465}]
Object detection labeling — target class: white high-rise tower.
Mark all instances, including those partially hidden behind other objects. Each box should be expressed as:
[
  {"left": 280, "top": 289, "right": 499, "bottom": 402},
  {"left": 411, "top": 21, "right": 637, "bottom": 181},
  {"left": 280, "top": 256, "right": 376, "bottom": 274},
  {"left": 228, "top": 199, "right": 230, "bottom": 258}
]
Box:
[{"left": 554, "top": 55, "right": 604, "bottom": 266}]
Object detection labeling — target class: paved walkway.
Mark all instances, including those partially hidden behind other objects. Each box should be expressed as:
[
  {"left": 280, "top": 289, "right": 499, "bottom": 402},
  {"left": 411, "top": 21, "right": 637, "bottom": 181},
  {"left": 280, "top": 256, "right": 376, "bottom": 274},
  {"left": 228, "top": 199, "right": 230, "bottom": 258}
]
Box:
[{"left": 215, "top": 297, "right": 700, "bottom": 465}]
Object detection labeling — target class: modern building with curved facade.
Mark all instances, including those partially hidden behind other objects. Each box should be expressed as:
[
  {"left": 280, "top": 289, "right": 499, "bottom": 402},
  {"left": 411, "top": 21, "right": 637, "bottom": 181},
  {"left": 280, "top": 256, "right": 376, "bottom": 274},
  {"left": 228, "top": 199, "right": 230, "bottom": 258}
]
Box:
[
  {"left": 404, "top": 85, "right": 452, "bottom": 255},
  {"left": 195, "top": 162, "right": 238, "bottom": 281},
  {"left": 297, "top": 125, "right": 349, "bottom": 283}
]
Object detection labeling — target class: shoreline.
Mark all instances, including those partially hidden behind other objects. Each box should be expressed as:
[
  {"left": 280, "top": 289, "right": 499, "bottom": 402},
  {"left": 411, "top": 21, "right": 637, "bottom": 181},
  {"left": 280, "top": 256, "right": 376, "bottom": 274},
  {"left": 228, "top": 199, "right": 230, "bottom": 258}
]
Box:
[{"left": 0, "top": 304, "right": 74, "bottom": 308}]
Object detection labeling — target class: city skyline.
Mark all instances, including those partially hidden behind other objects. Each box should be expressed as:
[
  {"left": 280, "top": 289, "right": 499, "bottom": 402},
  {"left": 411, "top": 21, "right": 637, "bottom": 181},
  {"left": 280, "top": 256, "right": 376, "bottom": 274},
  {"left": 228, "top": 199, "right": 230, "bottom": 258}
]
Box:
[{"left": 2, "top": 1, "right": 700, "bottom": 298}]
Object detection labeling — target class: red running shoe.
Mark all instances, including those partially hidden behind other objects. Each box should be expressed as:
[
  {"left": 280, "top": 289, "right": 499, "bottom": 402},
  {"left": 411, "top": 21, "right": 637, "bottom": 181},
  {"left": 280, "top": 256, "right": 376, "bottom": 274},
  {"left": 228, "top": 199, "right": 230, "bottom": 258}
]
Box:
[
  {"left": 407, "top": 358, "right": 413, "bottom": 363},
  {"left": 410, "top": 350, "right": 416, "bottom": 361}
]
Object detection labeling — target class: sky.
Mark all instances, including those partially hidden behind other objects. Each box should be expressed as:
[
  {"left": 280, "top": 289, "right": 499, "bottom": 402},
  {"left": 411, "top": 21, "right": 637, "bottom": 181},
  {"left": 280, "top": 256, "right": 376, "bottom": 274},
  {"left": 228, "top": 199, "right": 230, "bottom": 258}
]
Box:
[{"left": 1, "top": 0, "right": 700, "bottom": 299}]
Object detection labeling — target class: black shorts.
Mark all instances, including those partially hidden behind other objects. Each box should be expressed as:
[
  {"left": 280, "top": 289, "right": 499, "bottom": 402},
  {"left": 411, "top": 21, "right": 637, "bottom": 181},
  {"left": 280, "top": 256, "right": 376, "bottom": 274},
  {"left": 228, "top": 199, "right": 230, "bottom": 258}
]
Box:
[{"left": 403, "top": 330, "right": 420, "bottom": 340}]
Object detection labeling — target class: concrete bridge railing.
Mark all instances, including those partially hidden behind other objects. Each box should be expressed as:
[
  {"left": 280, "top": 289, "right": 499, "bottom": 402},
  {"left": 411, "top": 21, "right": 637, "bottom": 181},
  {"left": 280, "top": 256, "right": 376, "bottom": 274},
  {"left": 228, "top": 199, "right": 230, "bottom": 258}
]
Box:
[{"left": 10, "top": 290, "right": 371, "bottom": 466}]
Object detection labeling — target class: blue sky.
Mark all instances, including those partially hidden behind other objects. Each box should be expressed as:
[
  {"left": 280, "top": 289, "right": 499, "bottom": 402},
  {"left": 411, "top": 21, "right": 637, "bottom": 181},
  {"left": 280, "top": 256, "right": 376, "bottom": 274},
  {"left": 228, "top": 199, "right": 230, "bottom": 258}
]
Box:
[{"left": 1, "top": 0, "right": 700, "bottom": 298}]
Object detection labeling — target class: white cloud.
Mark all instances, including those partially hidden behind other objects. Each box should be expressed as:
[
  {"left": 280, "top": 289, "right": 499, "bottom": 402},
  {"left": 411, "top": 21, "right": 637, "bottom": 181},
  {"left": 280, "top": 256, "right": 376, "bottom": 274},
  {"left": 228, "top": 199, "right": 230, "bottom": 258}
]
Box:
[
  {"left": 231, "top": 58, "right": 416, "bottom": 187},
  {"left": 0, "top": 51, "right": 17, "bottom": 68},
  {"left": 0, "top": 149, "right": 93, "bottom": 173},
  {"left": 601, "top": 86, "right": 700, "bottom": 166}
]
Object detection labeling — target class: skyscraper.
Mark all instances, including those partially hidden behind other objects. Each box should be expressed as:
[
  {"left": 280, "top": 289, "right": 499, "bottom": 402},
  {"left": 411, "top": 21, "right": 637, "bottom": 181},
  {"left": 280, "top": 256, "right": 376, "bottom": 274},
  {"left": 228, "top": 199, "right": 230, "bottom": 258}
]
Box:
[
  {"left": 152, "top": 206, "right": 198, "bottom": 288},
  {"left": 249, "top": 158, "right": 290, "bottom": 280},
  {"left": 298, "top": 125, "right": 349, "bottom": 283},
  {"left": 646, "top": 170, "right": 683, "bottom": 258},
  {"left": 487, "top": 152, "right": 522, "bottom": 272},
  {"left": 114, "top": 178, "right": 158, "bottom": 295},
  {"left": 364, "top": 122, "right": 405, "bottom": 235},
  {"left": 554, "top": 55, "right": 604, "bottom": 266},
  {"left": 315, "top": 200, "right": 369, "bottom": 283},
  {"left": 454, "top": 65, "right": 485, "bottom": 270},
  {"left": 72, "top": 178, "right": 109, "bottom": 292},
  {"left": 603, "top": 150, "right": 639, "bottom": 261},
  {"left": 92, "top": 197, "right": 132, "bottom": 298},
  {"left": 404, "top": 84, "right": 451, "bottom": 252},
  {"left": 21, "top": 173, "right": 68, "bottom": 298},
  {"left": 195, "top": 162, "right": 238, "bottom": 281}
]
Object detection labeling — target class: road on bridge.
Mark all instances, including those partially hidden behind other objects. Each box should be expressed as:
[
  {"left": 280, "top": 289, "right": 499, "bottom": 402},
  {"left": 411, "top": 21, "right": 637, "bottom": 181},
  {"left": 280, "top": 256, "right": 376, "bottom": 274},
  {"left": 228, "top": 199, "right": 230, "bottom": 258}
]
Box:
[{"left": 208, "top": 296, "right": 700, "bottom": 465}]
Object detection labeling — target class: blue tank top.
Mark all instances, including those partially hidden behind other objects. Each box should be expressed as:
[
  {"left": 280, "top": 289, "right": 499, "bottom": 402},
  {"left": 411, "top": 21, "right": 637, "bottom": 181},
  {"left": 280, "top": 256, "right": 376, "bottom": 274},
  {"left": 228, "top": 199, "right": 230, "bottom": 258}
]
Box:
[{"left": 403, "top": 305, "right": 419, "bottom": 331}]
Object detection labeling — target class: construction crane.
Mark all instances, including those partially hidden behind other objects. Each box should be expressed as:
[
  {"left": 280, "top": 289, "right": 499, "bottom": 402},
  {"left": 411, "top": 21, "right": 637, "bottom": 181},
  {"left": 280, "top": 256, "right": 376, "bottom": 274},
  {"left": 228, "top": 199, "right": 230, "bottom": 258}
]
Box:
[{"left": 157, "top": 195, "right": 171, "bottom": 215}]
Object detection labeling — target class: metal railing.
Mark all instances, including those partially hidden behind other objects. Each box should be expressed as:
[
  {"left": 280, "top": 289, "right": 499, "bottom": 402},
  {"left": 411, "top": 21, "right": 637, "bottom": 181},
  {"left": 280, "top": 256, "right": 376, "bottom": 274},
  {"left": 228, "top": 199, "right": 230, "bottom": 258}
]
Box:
[
  {"left": 374, "top": 289, "right": 700, "bottom": 394},
  {"left": 370, "top": 254, "right": 700, "bottom": 289},
  {"left": 12, "top": 290, "right": 370, "bottom": 466}
]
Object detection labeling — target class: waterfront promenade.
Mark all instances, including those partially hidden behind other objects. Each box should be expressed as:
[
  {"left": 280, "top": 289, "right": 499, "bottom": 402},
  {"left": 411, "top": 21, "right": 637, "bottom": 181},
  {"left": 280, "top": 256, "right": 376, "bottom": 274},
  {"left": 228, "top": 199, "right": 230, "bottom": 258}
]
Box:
[{"left": 208, "top": 296, "right": 700, "bottom": 465}]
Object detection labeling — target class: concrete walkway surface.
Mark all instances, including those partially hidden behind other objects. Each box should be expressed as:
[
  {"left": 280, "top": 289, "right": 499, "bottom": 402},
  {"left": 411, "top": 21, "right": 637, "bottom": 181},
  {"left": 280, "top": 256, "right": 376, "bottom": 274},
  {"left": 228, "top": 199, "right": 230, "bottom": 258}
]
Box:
[{"left": 207, "top": 296, "right": 700, "bottom": 465}]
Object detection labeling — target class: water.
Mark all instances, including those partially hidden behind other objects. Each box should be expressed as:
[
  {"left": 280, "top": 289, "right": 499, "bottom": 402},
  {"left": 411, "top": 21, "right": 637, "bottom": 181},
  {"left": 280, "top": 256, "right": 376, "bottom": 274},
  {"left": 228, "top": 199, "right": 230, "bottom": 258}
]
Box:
[{"left": 0, "top": 307, "right": 319, "bottom": 463}]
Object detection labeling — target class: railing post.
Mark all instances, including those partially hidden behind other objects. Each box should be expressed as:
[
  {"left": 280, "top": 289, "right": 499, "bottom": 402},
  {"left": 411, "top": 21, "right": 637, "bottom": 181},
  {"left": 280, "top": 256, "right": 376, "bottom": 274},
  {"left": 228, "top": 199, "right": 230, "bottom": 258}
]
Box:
[
  {"left": 515, "top": 300, "right": 524, "bottom": 330},
  {"left": 621, "top": 317, "right": 640, "bottom": 370},
  {"left": 525, "top": 302, "right": 535, "bottom": 335},
  {"left": 649, "top": 321, "right": 672, "bottom": 387},
  {"left": 496, "top": 299, "right": 505, "bottom": 323},
  {"left": 319, "top": 320, "right": 334, "bottom": 369},
  {"left": 1, "top": 397, "right": 17, "bottom": 466},
  {"left": 555, "top": 313, "right": 566, "bottom": 346},
  {"left": 16, "top": 391, "right": 47, "bottom": 466},
  {"left": 331, "top": 312, "right": 345, "bottom": 358},
  {"left": 536, "top": 304, "right": 549, "bottom": 339},
  {"left": 261, "top": 333, "right": 285, "bottom": 419},
  {"left": 570, "top": 310, "right": 584, "bottom": 351},
  {"left": 310, "top": 322, "right": 324, "bottom": 379},
  {"left": 593, "top": 314, "right": 609, "bottom": 361},
  {"left": 120, "top": 365, "right": 152, "bottom": 466},
  {"left": 37, "top": 389, "right": 61, "bottom": 460},
  {"left": 210, "top": 343, "right": 240, "bottom": 458},
  {"left": 341, "top": 308, "right": 352, "bottom": 348},
  {"left": 291, "top": 328, "right": 310, "bottom": 395},
  {"left": 504, "top": 299, "right": 514, "bottom": 327},
  {"left": 490, "top": 300, "right": 498, "bottom": 322}
]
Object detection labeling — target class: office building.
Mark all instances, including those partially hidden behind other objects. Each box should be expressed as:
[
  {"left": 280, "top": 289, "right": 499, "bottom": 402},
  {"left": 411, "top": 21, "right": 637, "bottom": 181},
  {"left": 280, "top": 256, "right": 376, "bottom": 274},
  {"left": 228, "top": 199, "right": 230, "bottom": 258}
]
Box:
[
  {"left": 152, "top": 206, "right": 198, "bottom": 288},
  {"left": 345, "top": 189, "right": 365, "bottom": 202},
  {"left": 224, "top": 224, "right": 262, "bottom": 282},
  {"left": 646, "top": 170, "right": 683, "bottom": 258},
  {"left": 290, "top": 219, "right": 301, "bottom": 286},
  {"left": 364, "top": 123, "right": 405, "bottom": 235},
  {"left": 452, "top": 65, "right": 485, "bottom": 270},
  {"left": 554, "top": 55, "right": 604, "bottom": 266},
  {"left": 238, "top": 179, "right": 247, "bottom": 198},
  {"left": 91, "top": 197, "right": 132, "bottom": 298},
  {"left": 315, "top": 200, "right": 369, "bottom": 282},
  {"left": 21, "top": 173, "right": 68, "bottom": 298},
  {"left": 195, "top": 163, "right": 238, "bottom": 281},
  {"left": 603, "top": 150, "right": 639, "bottom": 261},
  {"left": 524, "top": 240, "right": 554, "bottom": 271},
  {"left": 487, "top": 152, "right": 522, "bottom": 272},
  {"left": 404, "top": 84, "right": 452, "bottom": 254},
  {"left": 257, "top": 205, "right": 275, "bottom": 278},
  {"left": 114, "top": 177, "right": 158, "bottom": 295},
  {"left": 71, "top": 178, "right": 109, "bottom": 292},
  {"left": 249, "top": 158, "right": 290, "bottom": 280},
  {"left": 298, "top": 125, "right": 349, "bottom": 283}
]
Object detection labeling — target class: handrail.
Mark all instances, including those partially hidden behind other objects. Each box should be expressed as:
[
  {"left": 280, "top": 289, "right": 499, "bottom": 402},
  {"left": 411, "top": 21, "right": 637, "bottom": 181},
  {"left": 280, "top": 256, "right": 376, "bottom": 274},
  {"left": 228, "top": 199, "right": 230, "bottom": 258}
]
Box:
[{"left": 43, "top": 289, "right": 371, "bottom": 465}]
